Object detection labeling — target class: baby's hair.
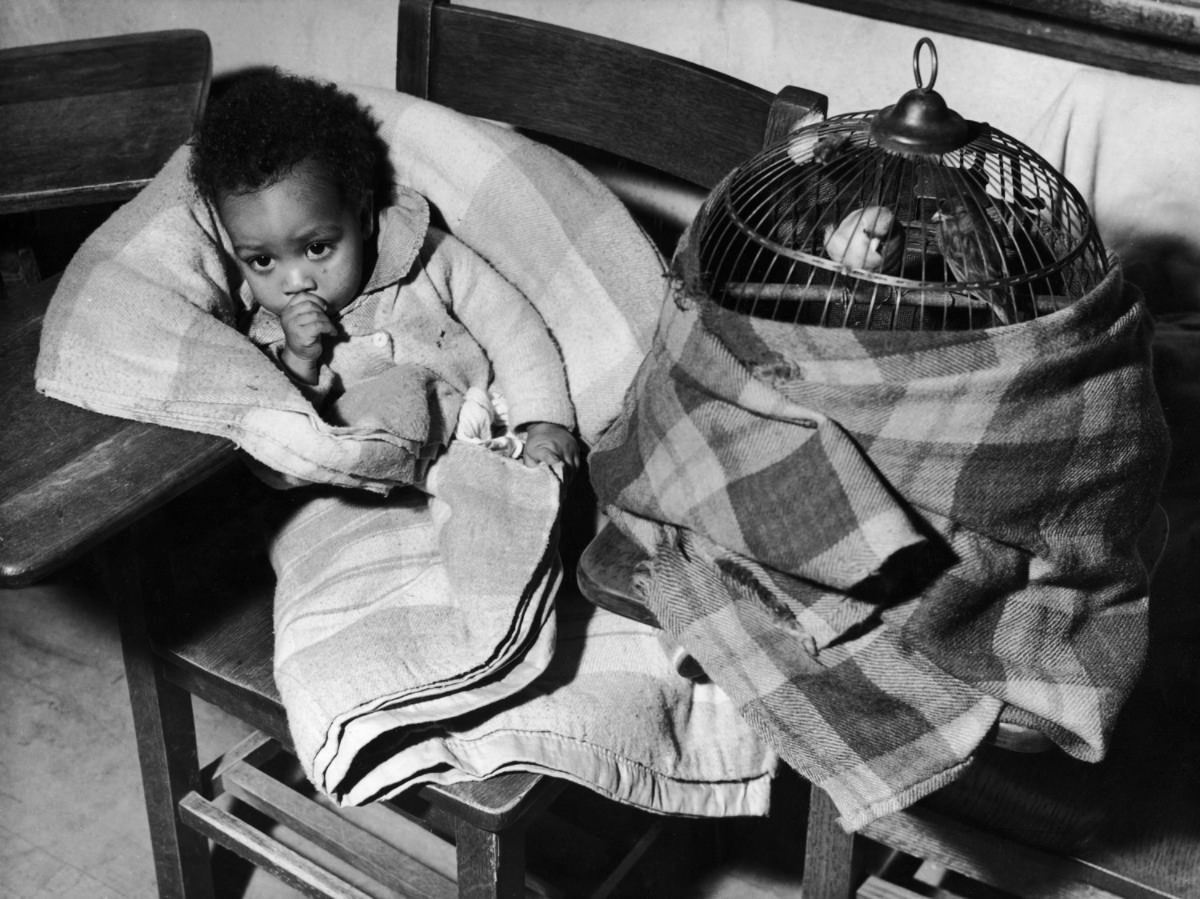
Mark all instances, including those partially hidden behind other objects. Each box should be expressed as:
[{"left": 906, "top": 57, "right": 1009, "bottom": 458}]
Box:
[{"left": 189, "top": 68, "right": 392, "bottom": 207}]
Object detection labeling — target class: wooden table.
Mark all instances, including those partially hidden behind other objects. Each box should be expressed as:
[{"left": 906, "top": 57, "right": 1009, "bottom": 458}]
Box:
[{"left": 0, "top": 277, "right": 236, "bottom": 587}]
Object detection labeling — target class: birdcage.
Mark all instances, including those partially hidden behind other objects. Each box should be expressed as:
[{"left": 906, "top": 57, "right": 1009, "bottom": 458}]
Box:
[{"left": 684, "top": 38, "right": 1110, "bottom": 330}]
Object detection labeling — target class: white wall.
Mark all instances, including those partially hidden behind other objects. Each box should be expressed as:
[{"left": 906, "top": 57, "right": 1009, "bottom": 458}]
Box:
[{"left": 1, "top": 0, "right": 1089, "bottom": 141}]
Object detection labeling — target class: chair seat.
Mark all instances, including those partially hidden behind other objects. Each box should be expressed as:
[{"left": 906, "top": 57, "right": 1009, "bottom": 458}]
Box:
[{"left": 577, "top": 520, "right": 660, "bottom": 627}]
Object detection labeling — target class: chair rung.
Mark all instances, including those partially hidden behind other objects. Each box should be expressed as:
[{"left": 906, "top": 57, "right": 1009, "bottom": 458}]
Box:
[
  {"left": 587, "top": 818, "right": 665, "bottom": 899},
  {"left": 201, "top": 730, "right": 281, "bottom": 792},
  {"left": 178, "top": 791, "right": 377, "bottom": 899},
  {"left": 856, "top": 875, "right": 928, "bottom": 899},
  {"left": 217, "top": 760, "right": 457, "bottom": 899}
]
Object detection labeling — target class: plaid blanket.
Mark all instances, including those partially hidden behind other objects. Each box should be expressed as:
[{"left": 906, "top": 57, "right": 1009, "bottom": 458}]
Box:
[
  {"left": 35, "top": 86, "right": 664, "bottom": 490},
  {"left": 589, "top": 246, "right": 1169, "bottom": 830},
  {"left": 30, "top": 88, "right": 784, "bottom": 818}
]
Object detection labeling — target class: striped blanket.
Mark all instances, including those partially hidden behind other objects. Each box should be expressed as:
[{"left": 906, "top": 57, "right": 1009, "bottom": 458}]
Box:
[
  {"left": 272, "top": 464, "right": 776, "bottom": 811},
  {"left": 270, "top": 443, "right": 565, "bottom": 792},
  {"left": 588, "top": 243, "right": 1170, "bottom": 830}
]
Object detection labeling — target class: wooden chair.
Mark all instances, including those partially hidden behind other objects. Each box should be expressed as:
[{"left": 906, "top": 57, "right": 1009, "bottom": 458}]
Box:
[
  {"left": 0, "top": 4, "right": 826, "bottom": 898},
  {"left": 396, "top": 0, "right": 825, "bottom": 251},
  {"left": 799, "top": 499, "right": 1200, "bottom": 899}
]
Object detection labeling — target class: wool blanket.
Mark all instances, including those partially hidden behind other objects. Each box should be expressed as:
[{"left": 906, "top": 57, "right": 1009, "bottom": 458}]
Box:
[
  {"left": 588, "top": 241, "right": 1170, "bottom": 830},
  {"left": 273, "top": 479, "right": 778, "bottom": 812},
  {"left": 265, "top": 437, "right": 776, "bottom": 813},
  {"left": 270, "top": 443, "right": 564, "bottom": 792},
  {"left": 266, "top": 430, "right": 775, "bottom": 815},
  {"left": 29, "top": 88, "right": 781, "bottom": 818},
  {"left": 35, "top": 85, "right": 663, "bottom": 491}
]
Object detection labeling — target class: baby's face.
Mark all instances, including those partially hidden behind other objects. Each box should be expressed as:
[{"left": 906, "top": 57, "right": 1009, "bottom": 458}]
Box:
[{"left": 218, "top": 158, "right": 371, "bottom": 317}]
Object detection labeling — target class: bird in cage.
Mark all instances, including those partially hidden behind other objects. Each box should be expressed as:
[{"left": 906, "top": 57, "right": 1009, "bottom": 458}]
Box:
[
  {"left": 823, "top": 205, "right": 905, "bottom": 273},
  {"left": 812, "top": 132, "right": 849, "bottom": 165},
  {"left": 931, "top": 184, "right": 1012, "bottom": 325},
  {"left": 770, "top": 174, "right": 838, "bottom": 251},
  {"left": 769, "top": 130, "right": 848, "bottom": 250},
  {"left": 783, "top": 128, "right": 849, "bottom": 168}
]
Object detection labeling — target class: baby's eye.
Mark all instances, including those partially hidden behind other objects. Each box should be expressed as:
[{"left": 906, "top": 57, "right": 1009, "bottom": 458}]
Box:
[
  {"left": 245, "top": 255, "right": 273, "bottom": 272},
  {"left": 306, "top": 242, "right": 333, "bottom": 260}
]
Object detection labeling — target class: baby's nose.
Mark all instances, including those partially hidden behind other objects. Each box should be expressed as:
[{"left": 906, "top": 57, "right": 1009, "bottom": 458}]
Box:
[{"left": 283, "top": 263, "right": 317, "bottom": 293}]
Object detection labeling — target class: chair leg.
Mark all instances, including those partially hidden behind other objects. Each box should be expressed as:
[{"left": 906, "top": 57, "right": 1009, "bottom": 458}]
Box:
[
  {"left": 453, "top": 817, "right": 527, "bottom": 899},
  {"left": 802, "top": 786, "right": 858, "bottom": 899},
  {"left": 104, "top": 524, "right": 215, "bottom": 899}
]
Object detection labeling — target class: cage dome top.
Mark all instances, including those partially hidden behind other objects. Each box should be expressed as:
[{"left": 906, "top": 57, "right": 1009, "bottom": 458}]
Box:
[{"left": 683, "top": 38, "right": 1109, "bottom": 331}]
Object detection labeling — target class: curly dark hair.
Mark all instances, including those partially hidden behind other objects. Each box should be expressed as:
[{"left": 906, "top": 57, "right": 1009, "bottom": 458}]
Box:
[{"left": 189, "top": 68, "right": 392, "bottom": 207}]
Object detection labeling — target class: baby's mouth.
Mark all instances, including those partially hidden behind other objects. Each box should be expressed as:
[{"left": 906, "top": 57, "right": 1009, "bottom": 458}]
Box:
[{"left": 290, "top": 291, "right": 328, "bottom": 309}]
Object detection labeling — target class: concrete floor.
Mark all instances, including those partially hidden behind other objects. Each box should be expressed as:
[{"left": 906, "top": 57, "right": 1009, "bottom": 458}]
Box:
[{"left": 0, "top": 567, "right": 300, "bottom": 899}]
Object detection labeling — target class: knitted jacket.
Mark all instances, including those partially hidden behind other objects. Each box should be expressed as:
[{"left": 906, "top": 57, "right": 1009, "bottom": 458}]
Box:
[{"left": 246, "top": 188, "right": 575, "bottom": 452}]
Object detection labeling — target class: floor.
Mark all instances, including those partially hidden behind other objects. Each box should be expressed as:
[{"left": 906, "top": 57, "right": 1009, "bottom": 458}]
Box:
[{"left": 0, "top": 558, "right": 813, "bottom": 899}]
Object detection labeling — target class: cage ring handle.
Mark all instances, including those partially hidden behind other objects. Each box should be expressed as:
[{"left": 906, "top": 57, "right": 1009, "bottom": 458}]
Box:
[{"left": 913, "top": 37, "right": 938, "bottom": 91}]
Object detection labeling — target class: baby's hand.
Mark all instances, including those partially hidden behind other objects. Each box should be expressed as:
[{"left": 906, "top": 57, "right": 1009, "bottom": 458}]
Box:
[
  {"left": 522, "top": 422, "right": 580, "bottom": 472},
  {"left": 279, "top": 295, "right": 337, "bottom": 383}
]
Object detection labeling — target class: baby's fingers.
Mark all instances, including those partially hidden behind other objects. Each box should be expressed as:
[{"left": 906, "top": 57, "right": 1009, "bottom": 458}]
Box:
[
  {"left": 521, "top": 441, "right": 558, "bottom": 468},
  {"left": 522, "top": 440, "right": 579, "bottom": 476},
  {"left": 303, "top": 315, "right": 339, "bottom": 338}
]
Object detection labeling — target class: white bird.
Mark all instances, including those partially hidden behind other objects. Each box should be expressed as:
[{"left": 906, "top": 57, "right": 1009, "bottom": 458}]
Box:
[{"left": 822, "top": 205, "right": 904, "bottom": 273}]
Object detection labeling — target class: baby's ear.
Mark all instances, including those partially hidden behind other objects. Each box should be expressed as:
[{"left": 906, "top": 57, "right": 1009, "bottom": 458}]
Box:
[{"left": 359, "top": 193, "right": 376, "bottom": 239}]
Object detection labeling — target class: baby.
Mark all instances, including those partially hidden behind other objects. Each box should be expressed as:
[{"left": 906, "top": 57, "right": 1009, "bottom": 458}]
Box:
[{"left": 188, "top": 68, "right": 579, "bottom": 473}]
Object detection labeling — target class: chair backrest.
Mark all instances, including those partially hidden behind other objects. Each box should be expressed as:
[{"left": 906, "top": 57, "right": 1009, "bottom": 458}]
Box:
[
  {"left": 395, "top": 0, "right": 827, "bottom": 246},
  {"left": 0, "top": 30, "right": 211, "bottom": 216}
]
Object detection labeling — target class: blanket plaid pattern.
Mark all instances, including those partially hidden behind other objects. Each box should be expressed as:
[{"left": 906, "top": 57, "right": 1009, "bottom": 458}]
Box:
[
  {"left": 33, "top": 87, "right": 778, "bottom": 818},
  {"left": 35, "top": 86, "right": 665, "bottom": 490},
  {"left": 589, "top": 251, "right": 1169, "bottom": 830}
]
